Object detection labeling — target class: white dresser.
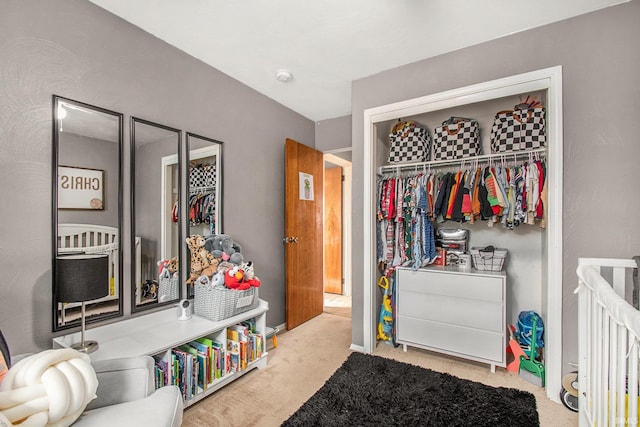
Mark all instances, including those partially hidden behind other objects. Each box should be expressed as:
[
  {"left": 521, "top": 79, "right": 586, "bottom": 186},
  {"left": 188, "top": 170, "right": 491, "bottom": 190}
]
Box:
[{"left": 395, "top": 266, "right": 506, "bottom": 372}]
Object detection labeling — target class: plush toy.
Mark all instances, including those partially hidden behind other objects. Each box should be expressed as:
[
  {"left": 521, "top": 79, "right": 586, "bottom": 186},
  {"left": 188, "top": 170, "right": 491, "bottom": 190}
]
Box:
[
  {"left": 240, "top": 261, "right": 255, "bottom": 280},
  {"left": 158, "top": 257, "right": 178, "bottom": 276},
  {"left": 204, "top": 234, "right": 243, "bottom": 264},
  {"left": 238, "top": 261, "right": 261, "bottom": 287},
  {"left": 224, "top": 266, "right": 250, "bottom": 290},
  {"left": 186, "top": 235, "right": 218, "bottom": 285},
  {"left": 217, "top": 261, "right": 235, "bottom": 274},
  {"left": 210, "top": 270, "right": 226, "bottom": 288}
]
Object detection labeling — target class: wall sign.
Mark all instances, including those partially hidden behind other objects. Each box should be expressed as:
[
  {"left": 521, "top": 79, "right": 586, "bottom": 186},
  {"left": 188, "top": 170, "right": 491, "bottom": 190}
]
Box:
[{"left": 58, "top": 166, "right": 104, "bottom": 210}]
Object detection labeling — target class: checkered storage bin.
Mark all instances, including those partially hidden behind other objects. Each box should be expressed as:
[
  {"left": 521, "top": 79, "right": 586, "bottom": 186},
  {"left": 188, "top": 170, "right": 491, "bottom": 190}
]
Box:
[
  {"left": 433, "top": 118, "right": 481, "bottom": 160},
  {"left": 189, "top": 163, "right": 217, "bottom": 188},
  {"left": 490, "top": 107, "right": 546, "bottom": 153},
  {"left": 387, "top": 120, "right": 431, "bottom": 163},
  {"left": 194, "top": 282, "right": 259, "bottom": 322}
]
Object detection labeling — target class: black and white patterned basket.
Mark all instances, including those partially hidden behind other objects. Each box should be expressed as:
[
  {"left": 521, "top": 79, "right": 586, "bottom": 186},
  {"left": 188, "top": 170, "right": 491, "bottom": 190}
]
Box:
[
  {"left": 387, "top": 121, "right": 431, "bottom": 163},
  {"left": 189, "top": 164, "right": 217, "bottom": 188},
  {"left": 194, "top": 282, "right": 259, "bottom": 322},
  {"left": 433, "top": 119, "right": 481, "bottom": 160},
  {"left": 490, "top": 107, "right": 546, "bottom": 153}
]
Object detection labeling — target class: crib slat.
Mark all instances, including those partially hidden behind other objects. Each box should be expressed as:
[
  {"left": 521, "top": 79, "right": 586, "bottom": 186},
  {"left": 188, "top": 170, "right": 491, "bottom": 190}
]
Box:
[{"left": 630, "top": 337, "right": 639, "bottom": 426}]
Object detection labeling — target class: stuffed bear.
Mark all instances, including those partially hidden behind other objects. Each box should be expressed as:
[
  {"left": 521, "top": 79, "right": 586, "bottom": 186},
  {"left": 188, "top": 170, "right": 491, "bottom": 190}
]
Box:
[
  {"left": 204, "top": 234, "right": 243, "bottom": 264},
  {"left": 186, "top": 235, "right": 218, "bottom": 285}
]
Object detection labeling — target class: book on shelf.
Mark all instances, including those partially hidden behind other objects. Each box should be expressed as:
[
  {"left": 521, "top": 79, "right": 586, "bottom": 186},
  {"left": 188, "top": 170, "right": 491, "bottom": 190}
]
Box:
[
  {"left": 239, "top": 318, "right": 257, "bottom": 333},
  {"left": 211, "top": 340, "right": 226, "bottom": 378},
  {"left": 153, "top": 355, "right": 170, "bottom": 388},
  {"left": 181, "top": 343, "right": 208, "bottom": 392},
  {"left": 228, "top": 325, "right": 250, "bottom": 369},
  {"left": 172, "top": 348, "right": 196, "bottom": 401}
]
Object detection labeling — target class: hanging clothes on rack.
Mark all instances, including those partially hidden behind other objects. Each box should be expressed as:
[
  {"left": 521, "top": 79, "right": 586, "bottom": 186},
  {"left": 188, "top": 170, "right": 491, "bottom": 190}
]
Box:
[
  {"left": 377, "top": 172, "right": 437, "bottom": 273},
  {"left": 376, "top": 156, "right": 547, "bottom": 237}
]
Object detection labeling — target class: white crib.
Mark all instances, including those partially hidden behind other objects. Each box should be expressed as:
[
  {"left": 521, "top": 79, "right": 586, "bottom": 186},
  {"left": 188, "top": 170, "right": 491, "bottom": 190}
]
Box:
[{"left": 576, "top": 258, "right": 640, "bottom": 426}]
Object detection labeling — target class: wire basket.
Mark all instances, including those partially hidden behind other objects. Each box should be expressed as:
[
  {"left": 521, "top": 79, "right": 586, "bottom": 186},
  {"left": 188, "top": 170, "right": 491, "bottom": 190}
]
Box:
[
  {"left": 194, "top": 282, "right": 259, "bottom": 322},
  {"left": 470, "top": 246, "right": 507, "bottom": 272}
]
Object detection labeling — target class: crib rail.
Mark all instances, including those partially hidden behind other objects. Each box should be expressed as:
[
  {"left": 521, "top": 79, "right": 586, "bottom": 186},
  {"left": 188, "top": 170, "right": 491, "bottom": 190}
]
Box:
[{"left": 577, "top": 258, "right": 640, "bottom": 426}]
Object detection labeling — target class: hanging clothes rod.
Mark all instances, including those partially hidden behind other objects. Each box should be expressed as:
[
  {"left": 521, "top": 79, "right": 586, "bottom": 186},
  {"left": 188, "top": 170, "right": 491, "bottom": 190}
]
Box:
[{"left": 378, "top": 147, "right": 547, "bottom": 175}]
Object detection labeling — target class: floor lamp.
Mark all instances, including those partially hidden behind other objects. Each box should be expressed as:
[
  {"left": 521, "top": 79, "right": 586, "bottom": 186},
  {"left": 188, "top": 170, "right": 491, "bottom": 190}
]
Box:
[{"left": 56, "top": 254, "right": 109, "bottom": 354}]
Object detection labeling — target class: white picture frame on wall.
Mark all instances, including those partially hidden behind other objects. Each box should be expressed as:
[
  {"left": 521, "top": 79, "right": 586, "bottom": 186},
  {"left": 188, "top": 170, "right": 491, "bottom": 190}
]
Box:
[
  {"left": 58, "top": 165, "right": 104, "bottom": 210},
  {"left": 299, "top": 172, "right": 314, "bottom": 201}
]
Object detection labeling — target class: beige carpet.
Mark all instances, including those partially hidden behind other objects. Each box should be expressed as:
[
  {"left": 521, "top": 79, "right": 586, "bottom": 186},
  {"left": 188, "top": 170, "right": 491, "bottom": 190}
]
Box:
[{"left": 181, "top": 313, "right": 576, "bottom": 426}]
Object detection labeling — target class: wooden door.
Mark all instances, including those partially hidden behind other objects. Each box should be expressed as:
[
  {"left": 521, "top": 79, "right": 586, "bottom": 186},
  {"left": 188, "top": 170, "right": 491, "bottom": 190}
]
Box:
[
  {"left": 285, "top": 139, "right": 324, "bottom": 330},
  {"left": 323, "top": 166, "right": 342, "bottom": 294}
]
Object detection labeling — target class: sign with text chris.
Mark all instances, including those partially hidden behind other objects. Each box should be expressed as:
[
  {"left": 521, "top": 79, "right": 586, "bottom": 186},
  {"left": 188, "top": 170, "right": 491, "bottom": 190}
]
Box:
[{"left": 58, "top": 166, "right": 104, "bottom": 210}]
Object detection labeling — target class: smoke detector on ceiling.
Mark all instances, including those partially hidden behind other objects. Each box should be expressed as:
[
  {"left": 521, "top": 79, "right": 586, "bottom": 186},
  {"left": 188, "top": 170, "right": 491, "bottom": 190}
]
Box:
[{"left": 275, "top": 69, "right": 293, "bottom": 82}]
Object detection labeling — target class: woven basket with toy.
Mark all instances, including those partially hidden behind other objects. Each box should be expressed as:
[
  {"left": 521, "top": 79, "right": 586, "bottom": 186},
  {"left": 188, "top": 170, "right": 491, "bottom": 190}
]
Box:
[{"left": 186, "top": 234, "right": 261, "bottom": 322}]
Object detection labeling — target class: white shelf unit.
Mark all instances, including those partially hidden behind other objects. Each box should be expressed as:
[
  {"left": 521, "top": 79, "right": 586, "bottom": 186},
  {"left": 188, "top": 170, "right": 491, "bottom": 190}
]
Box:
[
  {"left": 53, "top": 299, "right": 269, "bottom": 407},
  {"left": 395, "top": 266, "right": 506, "bottom": 372}
]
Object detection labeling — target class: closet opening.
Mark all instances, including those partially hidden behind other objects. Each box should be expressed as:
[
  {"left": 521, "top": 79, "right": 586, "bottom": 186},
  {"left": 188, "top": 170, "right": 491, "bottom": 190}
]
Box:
[{"left": 362, "top": 66, "right": 563, "bottom": 402}]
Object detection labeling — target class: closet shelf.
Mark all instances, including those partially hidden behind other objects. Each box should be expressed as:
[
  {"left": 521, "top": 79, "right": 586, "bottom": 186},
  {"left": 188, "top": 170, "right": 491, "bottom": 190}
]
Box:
[
  {"left": 190, "top": 186, "right": 215, "bottom": 195},
  {"left": 378, "top": 147, "right": 547, "bottom": 175}
]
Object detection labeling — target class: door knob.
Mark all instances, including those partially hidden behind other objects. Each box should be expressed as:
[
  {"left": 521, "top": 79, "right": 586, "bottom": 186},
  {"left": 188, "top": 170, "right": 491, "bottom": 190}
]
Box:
[{"left": 283, "top": 236, "right": 299, "bottom": 244}]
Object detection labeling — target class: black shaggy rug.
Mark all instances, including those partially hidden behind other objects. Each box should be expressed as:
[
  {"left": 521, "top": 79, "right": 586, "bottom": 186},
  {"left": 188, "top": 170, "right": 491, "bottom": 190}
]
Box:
[{"left": 282, "top": 352, "right": 539, "bottom": 426}]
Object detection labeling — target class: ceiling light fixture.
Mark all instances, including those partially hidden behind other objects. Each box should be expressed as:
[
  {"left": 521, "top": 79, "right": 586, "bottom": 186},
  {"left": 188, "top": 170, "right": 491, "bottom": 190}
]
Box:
[{"left": 275, "top": 69, "right": 293, "bottom": 83}]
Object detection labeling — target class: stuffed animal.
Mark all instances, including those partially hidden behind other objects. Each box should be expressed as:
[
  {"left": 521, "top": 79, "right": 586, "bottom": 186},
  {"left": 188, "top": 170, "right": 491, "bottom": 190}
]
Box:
[
  {"left": 238, "top": 262, "right": 261, "bottom": 287},
  {"left": 204, "top": 234, "right": 243, "bottom": 264},
  {"left": 210, "top": 270, "right": 226, "bottom": 288},
  {"left": 186, "top": 235, "right": 218, "bottom": 285},
  {"left": 158, "top": 257, "right": 178, "bottom": 276},
  {"left": 224, "top": 266, "right": 250, "bottom": 290}
]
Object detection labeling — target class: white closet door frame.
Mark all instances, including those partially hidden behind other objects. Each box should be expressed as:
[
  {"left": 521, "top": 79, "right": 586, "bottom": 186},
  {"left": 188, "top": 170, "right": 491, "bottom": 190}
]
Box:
[{"left": 362, "top": 66, "right": 563, "bottom": 402}]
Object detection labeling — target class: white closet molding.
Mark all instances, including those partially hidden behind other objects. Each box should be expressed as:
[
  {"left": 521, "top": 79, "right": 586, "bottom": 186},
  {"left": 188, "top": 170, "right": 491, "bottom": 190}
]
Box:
[{"left": 362, "top": 66, "right": 563, "bottom": 403}]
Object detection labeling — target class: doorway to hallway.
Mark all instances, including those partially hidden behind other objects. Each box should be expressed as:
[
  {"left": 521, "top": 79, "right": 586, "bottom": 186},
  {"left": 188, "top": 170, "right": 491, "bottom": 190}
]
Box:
[{"left": 323, "top": 152, "right": 352, "bottom": 318}]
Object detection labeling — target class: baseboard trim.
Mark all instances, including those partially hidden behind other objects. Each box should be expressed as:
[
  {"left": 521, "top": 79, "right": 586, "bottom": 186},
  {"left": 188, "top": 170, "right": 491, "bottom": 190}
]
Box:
[{"left": 350, "top": 343, "right": 365, "bottom": 353}]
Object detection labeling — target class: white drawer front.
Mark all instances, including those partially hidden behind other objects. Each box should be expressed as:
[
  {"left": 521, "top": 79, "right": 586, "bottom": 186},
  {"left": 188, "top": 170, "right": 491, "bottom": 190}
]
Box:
[
  {"left": 398, "top": 291, "right": 503, "bottom": 332},
  {"left": 397, "top": 316, "right": 504, "bottom": 364},
  {"left": 397, "top": 268, "right": 503, "bottom": 303}
]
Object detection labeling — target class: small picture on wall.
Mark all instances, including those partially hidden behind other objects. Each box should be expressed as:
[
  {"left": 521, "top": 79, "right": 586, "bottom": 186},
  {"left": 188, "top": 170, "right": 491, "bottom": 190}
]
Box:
[
  {"left": 299, "top": 172, "right": 314, "bottom": 201},
  {"left": 58, "top": 166, "right": 104, "bottom": 210}
]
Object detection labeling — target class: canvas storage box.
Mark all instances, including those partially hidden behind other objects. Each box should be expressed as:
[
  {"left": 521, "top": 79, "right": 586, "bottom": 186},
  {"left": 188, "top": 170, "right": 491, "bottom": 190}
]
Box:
[
  {"left": 470, "top": 246, "right": 507, "bottom": 272},
  {"left": 194, "top": 282, "right": 259, "bottom": 322}
]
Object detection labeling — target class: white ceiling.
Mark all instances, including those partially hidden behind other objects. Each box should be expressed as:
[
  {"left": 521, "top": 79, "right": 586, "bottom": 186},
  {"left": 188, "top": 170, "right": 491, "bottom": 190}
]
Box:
[{"left": 88, "top": 0, "right": 628, "bottom": 122}]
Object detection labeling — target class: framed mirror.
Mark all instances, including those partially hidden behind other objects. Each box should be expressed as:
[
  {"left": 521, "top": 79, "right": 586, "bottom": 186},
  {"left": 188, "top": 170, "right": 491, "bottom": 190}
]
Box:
[
  {"left": 185, "top": 133, "right": 222, "bottom": 298},
  {"left": 131, "top": 118, "right": 182, "bottom": 311},
  {"left": 52, "top": 95, "right": 123, "bottom": 331}
]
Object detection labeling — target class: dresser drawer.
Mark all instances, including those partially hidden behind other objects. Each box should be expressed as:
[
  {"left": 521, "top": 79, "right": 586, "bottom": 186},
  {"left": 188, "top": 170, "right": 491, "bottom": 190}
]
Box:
[
  {"left": 397, "top": 291, "right": 503, "bottom": 332},
  {"left": 397, "top": 268, "right": 503, "bottom": 303},
  {"left": 397, "top": 316, "right": 505, "bottom": 364}
]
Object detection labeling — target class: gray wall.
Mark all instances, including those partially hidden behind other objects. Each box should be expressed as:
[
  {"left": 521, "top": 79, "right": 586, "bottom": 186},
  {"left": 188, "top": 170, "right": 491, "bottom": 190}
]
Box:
[
  {"left": 0, "top": 0, "right": 314, "bottom": 354},
  {"left": 350, "top": 1, "right": 640, "bottom": 369},
  {"left": 315, "top": 115, "right": 352, "bottom": 153}
]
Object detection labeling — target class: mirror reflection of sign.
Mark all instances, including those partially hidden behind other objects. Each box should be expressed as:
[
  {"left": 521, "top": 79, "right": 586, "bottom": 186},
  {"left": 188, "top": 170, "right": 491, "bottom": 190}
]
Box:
[
  {"left": 58, "top": 166, "right": 104, "bottom": 210},
  {"left": 299, "top": 172, "right": 314, "bottom": 201}
]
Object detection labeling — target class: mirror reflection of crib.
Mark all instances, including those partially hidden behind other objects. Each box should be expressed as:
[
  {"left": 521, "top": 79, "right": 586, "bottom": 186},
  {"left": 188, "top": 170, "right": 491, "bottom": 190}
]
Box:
[{"left": 56, "top": 224, "right": 140, "bottom": 325}]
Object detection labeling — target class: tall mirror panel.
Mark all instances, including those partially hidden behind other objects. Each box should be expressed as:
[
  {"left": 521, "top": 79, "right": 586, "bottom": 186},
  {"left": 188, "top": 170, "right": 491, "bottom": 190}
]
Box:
[
  {"left": 131, "top": 118, "right": 182, "bottom": 311},
  {"left": 52, "top": 96, "right": 123, "bottom": 331},
  {"left": 185, "top": 133, "right": 222, "bottom": 298}
]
